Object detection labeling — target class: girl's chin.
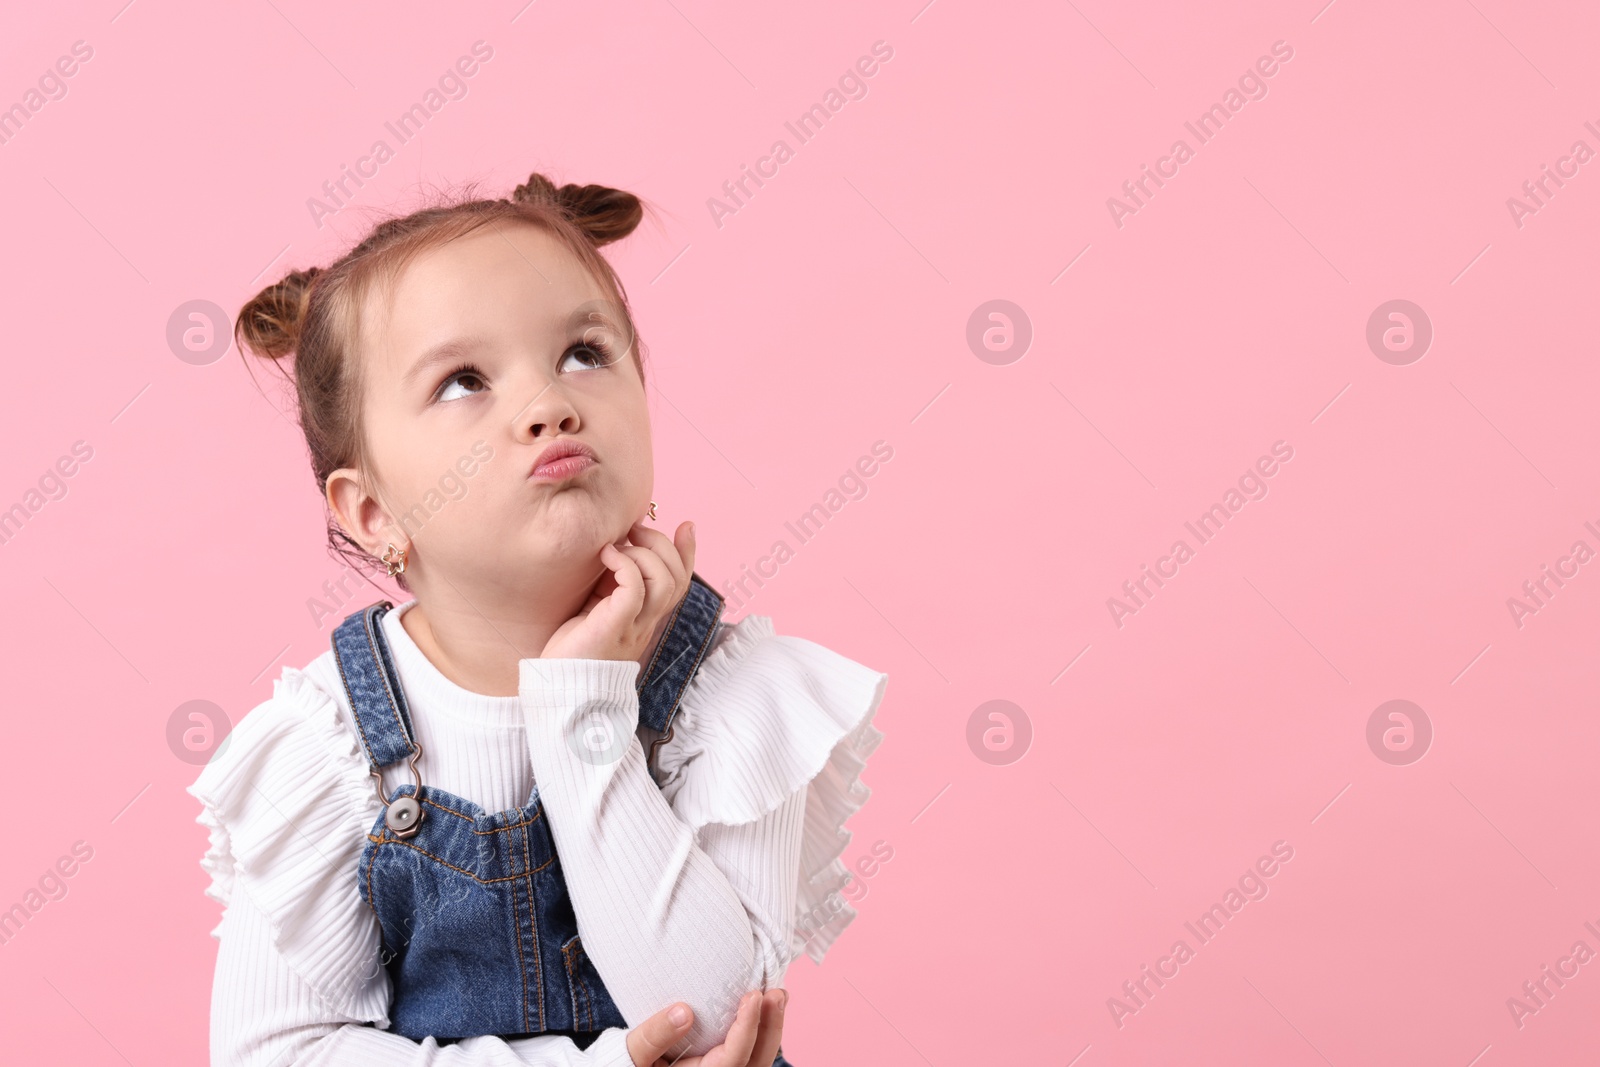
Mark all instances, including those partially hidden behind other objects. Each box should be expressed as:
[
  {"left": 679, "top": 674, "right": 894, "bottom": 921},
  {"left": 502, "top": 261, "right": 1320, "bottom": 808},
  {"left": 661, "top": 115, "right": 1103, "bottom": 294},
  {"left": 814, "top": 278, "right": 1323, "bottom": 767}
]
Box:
[
  {"left": 538, "top": 496, "right": 640, "bottom": 536},
  {"left": 509, "top": 524, "right": 635, "bottom": 563}
]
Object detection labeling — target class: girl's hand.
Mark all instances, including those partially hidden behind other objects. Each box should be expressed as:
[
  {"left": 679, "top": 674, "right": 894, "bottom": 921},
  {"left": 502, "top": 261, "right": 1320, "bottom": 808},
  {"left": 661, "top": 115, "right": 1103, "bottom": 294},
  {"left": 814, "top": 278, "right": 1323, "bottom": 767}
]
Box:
[
  {"left": 626, "top": 990, "right": 788, "bottom": 1067},
  {"left": 542, "top": 520, "right": 697, "bottom": 663}
]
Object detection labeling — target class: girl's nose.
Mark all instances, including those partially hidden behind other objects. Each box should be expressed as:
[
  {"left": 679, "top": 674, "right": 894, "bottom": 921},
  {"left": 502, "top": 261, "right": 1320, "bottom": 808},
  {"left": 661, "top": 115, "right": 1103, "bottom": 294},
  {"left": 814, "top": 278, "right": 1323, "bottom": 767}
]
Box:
[{"left": 510, "top": 381, "right": 580, "bottom": 443}]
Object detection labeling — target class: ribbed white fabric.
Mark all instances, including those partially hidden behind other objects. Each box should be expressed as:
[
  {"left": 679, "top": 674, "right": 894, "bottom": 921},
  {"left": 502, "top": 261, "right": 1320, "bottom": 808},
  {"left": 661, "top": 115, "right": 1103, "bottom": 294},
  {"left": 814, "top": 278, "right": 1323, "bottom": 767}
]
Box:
[{"left": 187, "top": 604, "right": 887, "bottom": 1067}]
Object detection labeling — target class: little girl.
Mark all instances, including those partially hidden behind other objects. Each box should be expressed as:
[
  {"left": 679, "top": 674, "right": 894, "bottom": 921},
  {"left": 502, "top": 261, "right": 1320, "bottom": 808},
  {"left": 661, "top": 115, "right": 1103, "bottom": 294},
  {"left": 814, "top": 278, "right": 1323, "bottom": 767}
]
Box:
[{"left": 187, "top": 172, "right": 888, "bottom": 1067}]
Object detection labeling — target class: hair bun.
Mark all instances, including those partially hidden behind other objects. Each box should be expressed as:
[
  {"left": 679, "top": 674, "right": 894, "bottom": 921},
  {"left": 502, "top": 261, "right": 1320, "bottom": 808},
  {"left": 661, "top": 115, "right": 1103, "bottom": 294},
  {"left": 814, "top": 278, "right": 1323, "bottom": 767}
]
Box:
[
  {"left": 511, "top": 172, "right": 642, "bottom": 247},
  {"left": 236, "top": 266, "right": 323, "bottom": 361},
  {"left": 510, "top": 173, "right": 560, "bottom": 205}
]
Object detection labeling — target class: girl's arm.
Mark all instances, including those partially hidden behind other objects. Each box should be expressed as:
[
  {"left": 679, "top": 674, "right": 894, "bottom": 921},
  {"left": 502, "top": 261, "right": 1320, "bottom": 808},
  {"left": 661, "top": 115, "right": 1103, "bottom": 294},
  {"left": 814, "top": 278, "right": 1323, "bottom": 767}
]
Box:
[
  {"left": 210, "top": 885, "right": 637, "bottom": 1067},
  {"left": 521, "top": 658, "right": 805, "bottom": 1058}
]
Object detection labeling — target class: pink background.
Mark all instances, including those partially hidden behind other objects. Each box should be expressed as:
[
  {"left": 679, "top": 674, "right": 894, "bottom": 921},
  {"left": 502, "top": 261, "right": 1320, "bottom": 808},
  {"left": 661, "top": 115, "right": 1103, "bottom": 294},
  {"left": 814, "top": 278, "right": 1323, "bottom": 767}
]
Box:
[{"left": 2, "top": 0, "right": 1598, "bottom": 1063}]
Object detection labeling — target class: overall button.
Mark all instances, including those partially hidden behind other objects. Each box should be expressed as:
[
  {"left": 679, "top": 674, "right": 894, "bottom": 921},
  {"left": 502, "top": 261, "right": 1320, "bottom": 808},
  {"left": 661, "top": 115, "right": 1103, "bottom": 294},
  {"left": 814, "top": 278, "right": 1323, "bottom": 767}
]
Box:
[
  {"left": 370, "top": 744, "right": 428, "bottom": 840},
  {"left": 386, "top": 796, "right": 424, "bottom": 837}
]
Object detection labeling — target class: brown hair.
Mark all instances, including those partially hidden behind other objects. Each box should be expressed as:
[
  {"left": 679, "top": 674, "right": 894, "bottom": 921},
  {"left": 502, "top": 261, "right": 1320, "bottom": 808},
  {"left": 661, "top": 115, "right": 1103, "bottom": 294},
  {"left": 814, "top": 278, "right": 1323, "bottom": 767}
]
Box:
[{"left": 235, "top": 172, "right": 651, "bottom": 587}]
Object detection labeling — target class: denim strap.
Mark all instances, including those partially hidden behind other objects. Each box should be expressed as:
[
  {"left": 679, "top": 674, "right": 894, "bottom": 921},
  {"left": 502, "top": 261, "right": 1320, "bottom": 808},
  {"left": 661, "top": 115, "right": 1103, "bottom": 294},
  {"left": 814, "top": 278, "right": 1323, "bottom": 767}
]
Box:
[
  {"left": 330, "top": 602, "right": 418, "bottom": 771},
  {"left": 637, "top": 572, "right": 726, "bottom": 737}
]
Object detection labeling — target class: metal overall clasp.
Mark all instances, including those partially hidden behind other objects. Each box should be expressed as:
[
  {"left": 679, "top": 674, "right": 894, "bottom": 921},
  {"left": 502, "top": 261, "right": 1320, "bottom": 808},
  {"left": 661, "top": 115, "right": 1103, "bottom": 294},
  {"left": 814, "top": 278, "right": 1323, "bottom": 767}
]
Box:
[{"left": 372, "top": 742, "right": 426, "bottom": 839}]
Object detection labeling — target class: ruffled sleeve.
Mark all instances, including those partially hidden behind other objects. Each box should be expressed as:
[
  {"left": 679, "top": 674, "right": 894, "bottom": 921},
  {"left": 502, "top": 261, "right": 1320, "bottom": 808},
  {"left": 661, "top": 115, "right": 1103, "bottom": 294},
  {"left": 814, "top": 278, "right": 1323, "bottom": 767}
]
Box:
[
  {"left": 650, "top": 614, "right": 888, "bottom": 965},
  {"left": 185, "top": 663, "right": 390, "bottom": 1024}
]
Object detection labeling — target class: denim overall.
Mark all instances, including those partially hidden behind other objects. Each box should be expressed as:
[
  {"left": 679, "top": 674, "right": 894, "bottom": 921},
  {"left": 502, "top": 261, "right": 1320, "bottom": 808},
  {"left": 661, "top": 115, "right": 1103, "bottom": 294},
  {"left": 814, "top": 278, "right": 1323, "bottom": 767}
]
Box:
[{"left": 330, "top": 572, "right": 793, "bottom": 1065}]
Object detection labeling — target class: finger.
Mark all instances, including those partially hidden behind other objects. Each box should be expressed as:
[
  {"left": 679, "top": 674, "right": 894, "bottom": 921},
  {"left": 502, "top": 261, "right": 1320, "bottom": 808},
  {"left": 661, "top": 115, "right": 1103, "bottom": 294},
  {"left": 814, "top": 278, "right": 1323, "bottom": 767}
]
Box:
[
  {"left": 745, "top": 989, "right": 786, "bottom": 1067},
  {"left": 611, "top": 543, "right": 675, "bottom": 625},
  {"left": 677, "top": 520, "right": 696, "bottom": 578},
  {"left": 577, "top": 563, "right": 615, "bottom": 616},
  {"left": 704, "top": 991, "right": 761, "bottom": 1067},
  {"left": 621, "top": 524, "right": 686, "bottom": 610},
  {"left": 595, "top": 543, "right": 647, "bottom": 619},
  {"left": 625, "top": 1002, "right": 694, "bottom": 1067},
  {"left": 625, "top": 521, "right": 690, "bottom": 591},
  {"left": 613, "top": 541, "right": 675, "bottom": 599}
]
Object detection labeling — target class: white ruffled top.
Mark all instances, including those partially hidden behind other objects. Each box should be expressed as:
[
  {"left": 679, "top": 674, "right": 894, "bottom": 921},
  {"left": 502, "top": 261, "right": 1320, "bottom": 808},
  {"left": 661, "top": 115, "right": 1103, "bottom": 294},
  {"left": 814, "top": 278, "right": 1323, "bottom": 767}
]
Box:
[{"left": 186, "top": 603, "right": 886, "bottom": 1065}]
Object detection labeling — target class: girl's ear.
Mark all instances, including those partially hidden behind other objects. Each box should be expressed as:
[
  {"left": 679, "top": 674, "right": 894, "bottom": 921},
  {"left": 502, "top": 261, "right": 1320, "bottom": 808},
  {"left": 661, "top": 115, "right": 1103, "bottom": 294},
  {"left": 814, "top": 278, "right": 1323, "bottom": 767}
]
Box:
[{"left": 326, "top": 467, "right": 398, "bottom": 559}]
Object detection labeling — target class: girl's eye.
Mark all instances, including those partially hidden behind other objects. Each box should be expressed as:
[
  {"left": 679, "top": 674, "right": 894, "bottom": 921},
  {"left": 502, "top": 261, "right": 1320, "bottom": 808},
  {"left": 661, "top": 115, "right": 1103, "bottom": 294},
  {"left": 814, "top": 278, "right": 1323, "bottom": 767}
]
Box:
[
  {"left": 561, "top": 337, "right": 619, "bottom": 372},
  {"left": 434, "top": 365, "right": 488, "bottom": 403},
  {"left": 431, "top": 341, "right": 619, "bottom": 403}
]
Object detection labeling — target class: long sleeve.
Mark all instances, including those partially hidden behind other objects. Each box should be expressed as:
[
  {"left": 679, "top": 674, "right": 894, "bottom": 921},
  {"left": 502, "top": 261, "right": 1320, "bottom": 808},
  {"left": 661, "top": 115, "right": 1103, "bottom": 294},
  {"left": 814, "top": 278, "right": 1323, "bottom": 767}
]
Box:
[
  {"left": 210, "top": 882, "right": 633, "bottom": 1067},
  {"left": 520, "top": 658, "right": 804, "bottom": 1058}
]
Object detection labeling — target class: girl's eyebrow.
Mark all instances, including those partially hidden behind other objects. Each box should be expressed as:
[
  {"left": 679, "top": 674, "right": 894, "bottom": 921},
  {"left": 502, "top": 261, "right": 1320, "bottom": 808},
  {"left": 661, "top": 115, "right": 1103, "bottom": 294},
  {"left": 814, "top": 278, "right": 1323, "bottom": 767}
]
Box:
[
  {"left": 564, "top": 304, "right": 621, "bottom": 333},
  {"left": 402, "top": 337, "right": 487, "bottom": 388}
]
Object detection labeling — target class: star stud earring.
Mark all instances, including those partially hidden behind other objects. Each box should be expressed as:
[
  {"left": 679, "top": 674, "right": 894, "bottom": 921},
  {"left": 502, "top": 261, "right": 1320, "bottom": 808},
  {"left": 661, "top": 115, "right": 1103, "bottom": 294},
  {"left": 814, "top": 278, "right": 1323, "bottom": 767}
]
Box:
[{"left": 382, "top": 542, "right": 408, "bottom": 577}]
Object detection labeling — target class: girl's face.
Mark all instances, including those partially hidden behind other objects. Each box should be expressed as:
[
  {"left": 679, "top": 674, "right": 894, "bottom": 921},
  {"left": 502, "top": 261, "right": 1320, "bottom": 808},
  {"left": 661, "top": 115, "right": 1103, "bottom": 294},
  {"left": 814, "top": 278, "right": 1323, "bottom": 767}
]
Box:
[{"left": 339, "top": 222, "right": 653, "bottom": 595}]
